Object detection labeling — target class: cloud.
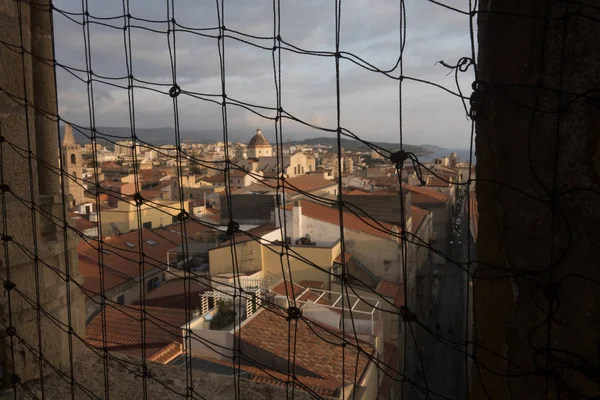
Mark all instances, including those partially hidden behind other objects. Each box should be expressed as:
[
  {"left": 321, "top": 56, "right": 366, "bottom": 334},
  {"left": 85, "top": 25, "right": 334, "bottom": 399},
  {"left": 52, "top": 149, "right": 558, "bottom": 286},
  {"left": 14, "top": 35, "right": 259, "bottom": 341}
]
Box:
[{"left": 52, "top": 0, "right": 474, "bottom": 148}]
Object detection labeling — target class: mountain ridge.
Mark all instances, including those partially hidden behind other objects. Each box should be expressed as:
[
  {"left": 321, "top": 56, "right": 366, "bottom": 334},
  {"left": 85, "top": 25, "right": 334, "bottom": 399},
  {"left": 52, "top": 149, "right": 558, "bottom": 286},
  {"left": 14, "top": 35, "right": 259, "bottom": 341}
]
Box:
[{"left": 64, "top": 125, "right": 444, "bottom": 155}]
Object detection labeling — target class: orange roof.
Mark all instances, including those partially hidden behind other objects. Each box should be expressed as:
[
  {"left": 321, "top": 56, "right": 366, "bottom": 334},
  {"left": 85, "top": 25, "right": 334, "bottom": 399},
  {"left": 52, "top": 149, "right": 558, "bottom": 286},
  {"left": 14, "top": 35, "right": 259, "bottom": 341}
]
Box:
[
  {"left": 69, "top": 213, "right": 96, "bottom": 231},
  {"left": 403, "top": 184, "right": 449, "bottom": 203},
  {"left": 298, "top": 280, "right": 325, "bottom": 290},
  {"left": 78, "top": 229, "right": 178, "bottom": 295},
  {"left": 86, "top": 304, "right": 187, "bottom": 358},
  {"left": 240, "top": 174, "right": 337, "bottom": 194},
  {"left": 132, "top": 278, "right": 205, "bottom": 310},
  {"left": 426, "top": 177, "right": 450, "bottom": 187},
  {"left": 285, "top": 200, "right": 397, "bottom": 240},
  {"left": 271, "top": 280, "right": 305, "bottom": 298},
  {"left": 237, "top": 309, "right": 374, "bottom": 387},
  {"left": 376, "top": 280, "right": 405, "bottom": 307},
  {"left": 410, "top": 206, "right": 429, "bottom": 234},
  {"left": 333, "top": 251, "right": 353, "bottom": 264},
  {"left": 198, "top": 357, "right": 339, "bottom": 397}
]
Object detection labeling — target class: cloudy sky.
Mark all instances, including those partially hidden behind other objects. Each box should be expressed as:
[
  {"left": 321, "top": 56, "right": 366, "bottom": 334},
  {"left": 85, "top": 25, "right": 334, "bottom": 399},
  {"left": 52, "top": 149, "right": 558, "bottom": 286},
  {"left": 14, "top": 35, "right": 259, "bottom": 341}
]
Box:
[{"left": 53, "top": 0, "right": 475, "bottom": 148}]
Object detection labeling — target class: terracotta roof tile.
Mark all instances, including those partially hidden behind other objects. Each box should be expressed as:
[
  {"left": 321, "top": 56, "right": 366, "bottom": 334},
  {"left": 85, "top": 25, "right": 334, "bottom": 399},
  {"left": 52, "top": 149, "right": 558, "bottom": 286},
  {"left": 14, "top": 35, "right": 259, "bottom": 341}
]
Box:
[
  {"left": 403, "top": 184, "right": 449, "bottom": 203},
  {"left": 78, "top": 229, "right": 179, "bottom": 295},
  {"left": 285, "top": 200, "right": 398, "bottom": 240},
  {"left": 298, "top": 280, "right": 325, "bottom": 290},
  {"left": 425, "top": 177, "right": 450, "bottom": 187},
  {"left": 234, "top": 175, "right": 337, "bottom": 195},
  {"left": 333, "top": 251, "right": 353, "bottom": 264},
  {"left": 376, "top": 280, "right": 405, "bottom": 307},
  {"left": 132, "top": 278, "right": 205, "bottom": 310},
  {"left": 199, "top": 357, "right": 339, "bottom": 397},
  {"left": 236, "top": 309, "right": 374, "bottom": 387},
  {"left": 69, "top": 213, "right": 96, "bottom": 231},
  {"left": 86, "top": 304, "right": 187, "bottom": 357},
  {"left": 410, "top": 206, "right": 429, "bottom": 234}
]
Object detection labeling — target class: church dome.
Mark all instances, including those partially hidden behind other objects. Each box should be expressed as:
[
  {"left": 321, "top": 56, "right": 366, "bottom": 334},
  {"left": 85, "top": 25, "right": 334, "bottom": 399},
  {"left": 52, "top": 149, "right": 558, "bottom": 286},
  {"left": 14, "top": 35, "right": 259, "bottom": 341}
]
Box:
[{"left": 248, "top": 128, "right": 270, "bottom": 147}]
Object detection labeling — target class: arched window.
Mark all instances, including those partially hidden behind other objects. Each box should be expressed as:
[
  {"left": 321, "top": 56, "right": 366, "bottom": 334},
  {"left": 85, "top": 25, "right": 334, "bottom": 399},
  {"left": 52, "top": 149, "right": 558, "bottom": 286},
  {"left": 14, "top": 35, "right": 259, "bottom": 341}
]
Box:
[{"left": 70, "top": 154, "right": 76, "bottom": 165}]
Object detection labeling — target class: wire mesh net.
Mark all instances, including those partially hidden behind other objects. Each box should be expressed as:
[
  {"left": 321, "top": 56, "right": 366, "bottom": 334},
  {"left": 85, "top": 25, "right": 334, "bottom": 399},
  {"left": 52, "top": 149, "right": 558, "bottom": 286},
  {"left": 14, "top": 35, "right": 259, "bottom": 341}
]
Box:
[{"left": 1, "top": 0, "right": 599, "bottom": 399}]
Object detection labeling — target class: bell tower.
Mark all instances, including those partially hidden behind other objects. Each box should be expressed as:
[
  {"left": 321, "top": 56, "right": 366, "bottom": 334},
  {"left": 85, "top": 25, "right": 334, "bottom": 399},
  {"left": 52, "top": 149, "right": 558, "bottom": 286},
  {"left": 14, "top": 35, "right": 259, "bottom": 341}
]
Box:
[{"left": 61, "top": 123, "right": 84, "bottom": 207}]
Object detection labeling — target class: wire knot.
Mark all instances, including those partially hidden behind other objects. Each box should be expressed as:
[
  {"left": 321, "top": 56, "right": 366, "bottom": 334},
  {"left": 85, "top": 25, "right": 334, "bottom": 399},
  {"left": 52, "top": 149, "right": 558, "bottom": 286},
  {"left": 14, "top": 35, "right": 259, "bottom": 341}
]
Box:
[
  {"left": 390, "top": 150, "right": 408, "bottom": 165},
  {"left": 176, "top": 210, "right": 189, "bottom": 222},
  {"left": 3, "top": 280, "right": 16, "bottom": 293},
  {"left": 1, "top": 234, "right": 12, "bottom": 242},
  {"left": 5, "top": 326, "right": 16, "bottom": 337},
  {"left": 169, "top": 84, "right": 181, "bottom": 98},
  {"left": 11, "top": 374, "right": 20, "bottom": 384},
  {"left": 286, "top": 306, "right": 302, "bottom": 321},
  {"left": 133, "top": 193, "right": 144, "bottom": 206},
  {"left": 0, "top": 184, "right": 10, "bottom": 192},
  {"left": 226, "top": 221, "right": 239, "bottom": 236},
  {"left": 400, "top": 305, "right": 417, "bottom": 322}
]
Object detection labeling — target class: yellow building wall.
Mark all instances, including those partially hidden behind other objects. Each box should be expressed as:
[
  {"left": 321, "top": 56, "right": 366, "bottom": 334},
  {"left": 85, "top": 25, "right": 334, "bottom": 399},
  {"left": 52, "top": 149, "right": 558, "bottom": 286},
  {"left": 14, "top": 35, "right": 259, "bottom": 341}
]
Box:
[
  {"left": 208, "top": 240, "right": 264, "bottom": 276},
  {"left": 99, "top": 200, "right": 190, "bottom": 235},
  {"left": 263, "top": 241, "right": 341, "bottom": 284}
]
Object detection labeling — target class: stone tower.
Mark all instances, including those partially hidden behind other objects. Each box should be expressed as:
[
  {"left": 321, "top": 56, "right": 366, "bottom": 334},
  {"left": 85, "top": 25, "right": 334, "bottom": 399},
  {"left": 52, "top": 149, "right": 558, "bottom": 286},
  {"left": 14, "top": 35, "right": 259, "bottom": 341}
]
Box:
[
  {"left": 61, "top": 123, "right": 84, "bottom": 207},
  {"left": 0, "top": 0, "right": 85, "bottom": 388}
]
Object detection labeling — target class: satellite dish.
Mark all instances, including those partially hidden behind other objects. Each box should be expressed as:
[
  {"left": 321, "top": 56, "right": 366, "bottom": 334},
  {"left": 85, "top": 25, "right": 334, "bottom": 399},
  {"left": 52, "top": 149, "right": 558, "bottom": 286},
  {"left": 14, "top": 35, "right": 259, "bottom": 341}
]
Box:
[{"left": 110, "top": 222, "right": 121, "bottom": 236}]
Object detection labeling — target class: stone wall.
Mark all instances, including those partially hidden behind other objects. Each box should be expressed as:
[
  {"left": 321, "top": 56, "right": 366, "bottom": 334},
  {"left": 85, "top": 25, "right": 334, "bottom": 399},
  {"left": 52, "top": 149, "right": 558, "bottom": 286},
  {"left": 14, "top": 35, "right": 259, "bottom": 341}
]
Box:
[
  {"left": 0, "top": 345, "right": 320, "bottom": 400},
  {"left": 0, "top": 0, "right": 86, "bottom": 386},
  {"left": 473, "top": 0, "right": 600, "bottom": 398}
]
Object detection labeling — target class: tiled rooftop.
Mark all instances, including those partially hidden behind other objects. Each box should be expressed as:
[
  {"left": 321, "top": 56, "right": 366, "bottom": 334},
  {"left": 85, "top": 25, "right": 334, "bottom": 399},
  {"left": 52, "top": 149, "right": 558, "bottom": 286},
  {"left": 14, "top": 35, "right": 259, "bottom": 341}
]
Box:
[
  {"left": 404, "top": 184, "right": 450, "bottom": 203},
  {"left": 236, "top": 308, "right": 374, "bottom": 388},
  {"left": 376, "top": 280, "right": 405, "bottom": 307},
  {"left": 132, "top": 278, "right": 205, "bottom": 311},
  {"left": 86, "top": 304, "right": 188, "bottom": 359},
  {"left": 78, "top": 229, "right": 179, "bottom": 295},
  {"left": 285, "top": 200, "right": 398, "bottom": 240},
  {"left": 233, "top": 174, "right": 337, "bottom": 195}
]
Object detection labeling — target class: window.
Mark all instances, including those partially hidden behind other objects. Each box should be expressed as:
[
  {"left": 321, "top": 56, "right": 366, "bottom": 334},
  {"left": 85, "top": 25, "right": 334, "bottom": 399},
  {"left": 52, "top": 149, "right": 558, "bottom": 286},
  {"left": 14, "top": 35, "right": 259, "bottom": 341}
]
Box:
[
  {"left": 144, "top": 239, "right": 157, "bottom": 246},
  {"left": 142, "top": 222, "right": 152, "bottom": 229},
  {"left": 331, "top": 263, "right": 342, "bottom": 284},
  {"left": 294, "top": 167, "right": 297, "bottom": 175},
  {"left": 70, "top": 154, "right": 76, "bottom": 165},
  {"left": 146, "top": 277, "right": 160, "bottom": 292},
  {"left": 301, "top": 166, "right": 304, "bottom": 174},
  {"left": 116, "top": 295, "right": 125, "bottom": 305},
  {"left": 161, "top": 273, "right": 165, "bottom": 283}
]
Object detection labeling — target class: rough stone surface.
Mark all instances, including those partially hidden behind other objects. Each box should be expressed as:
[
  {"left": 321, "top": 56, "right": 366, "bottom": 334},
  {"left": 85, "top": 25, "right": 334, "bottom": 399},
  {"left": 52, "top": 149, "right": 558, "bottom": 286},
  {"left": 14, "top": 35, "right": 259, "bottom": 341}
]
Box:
[
  {"left": 474, "top": 1, "right": 600, "bottom": 399},
  {"left": 0, "top": 0, "right": 86, "bottom": 387},
  {"left": 0, "top": 346, "right": 318, "bottom": 400}
]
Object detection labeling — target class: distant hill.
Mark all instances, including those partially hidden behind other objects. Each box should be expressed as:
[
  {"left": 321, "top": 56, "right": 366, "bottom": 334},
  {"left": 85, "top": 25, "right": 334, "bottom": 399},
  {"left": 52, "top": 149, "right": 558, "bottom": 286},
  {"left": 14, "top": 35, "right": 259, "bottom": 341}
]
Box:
[
  {"left": 288, "top": 137, "right": 443, "bottom": 156},
  {"left": 63, "top": 126, "right": 443, "bottom": 156}
]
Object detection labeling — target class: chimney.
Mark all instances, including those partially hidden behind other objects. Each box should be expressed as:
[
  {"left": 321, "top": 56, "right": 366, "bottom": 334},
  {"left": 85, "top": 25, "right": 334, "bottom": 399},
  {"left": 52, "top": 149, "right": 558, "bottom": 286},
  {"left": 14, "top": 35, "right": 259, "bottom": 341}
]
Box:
[{"left": 292, "top": 200, "right": 303, "bottom": 244}]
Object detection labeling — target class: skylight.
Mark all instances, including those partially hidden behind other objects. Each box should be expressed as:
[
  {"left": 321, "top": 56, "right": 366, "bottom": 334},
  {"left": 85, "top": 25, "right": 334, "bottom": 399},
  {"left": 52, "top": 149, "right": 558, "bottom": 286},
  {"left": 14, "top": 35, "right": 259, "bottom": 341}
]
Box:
[
  {"left": 125, "top": 242, "right": 135, "bottom": 248},
  {"left": 144, "top": 239, "right": 157, "bottom": 246}
]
